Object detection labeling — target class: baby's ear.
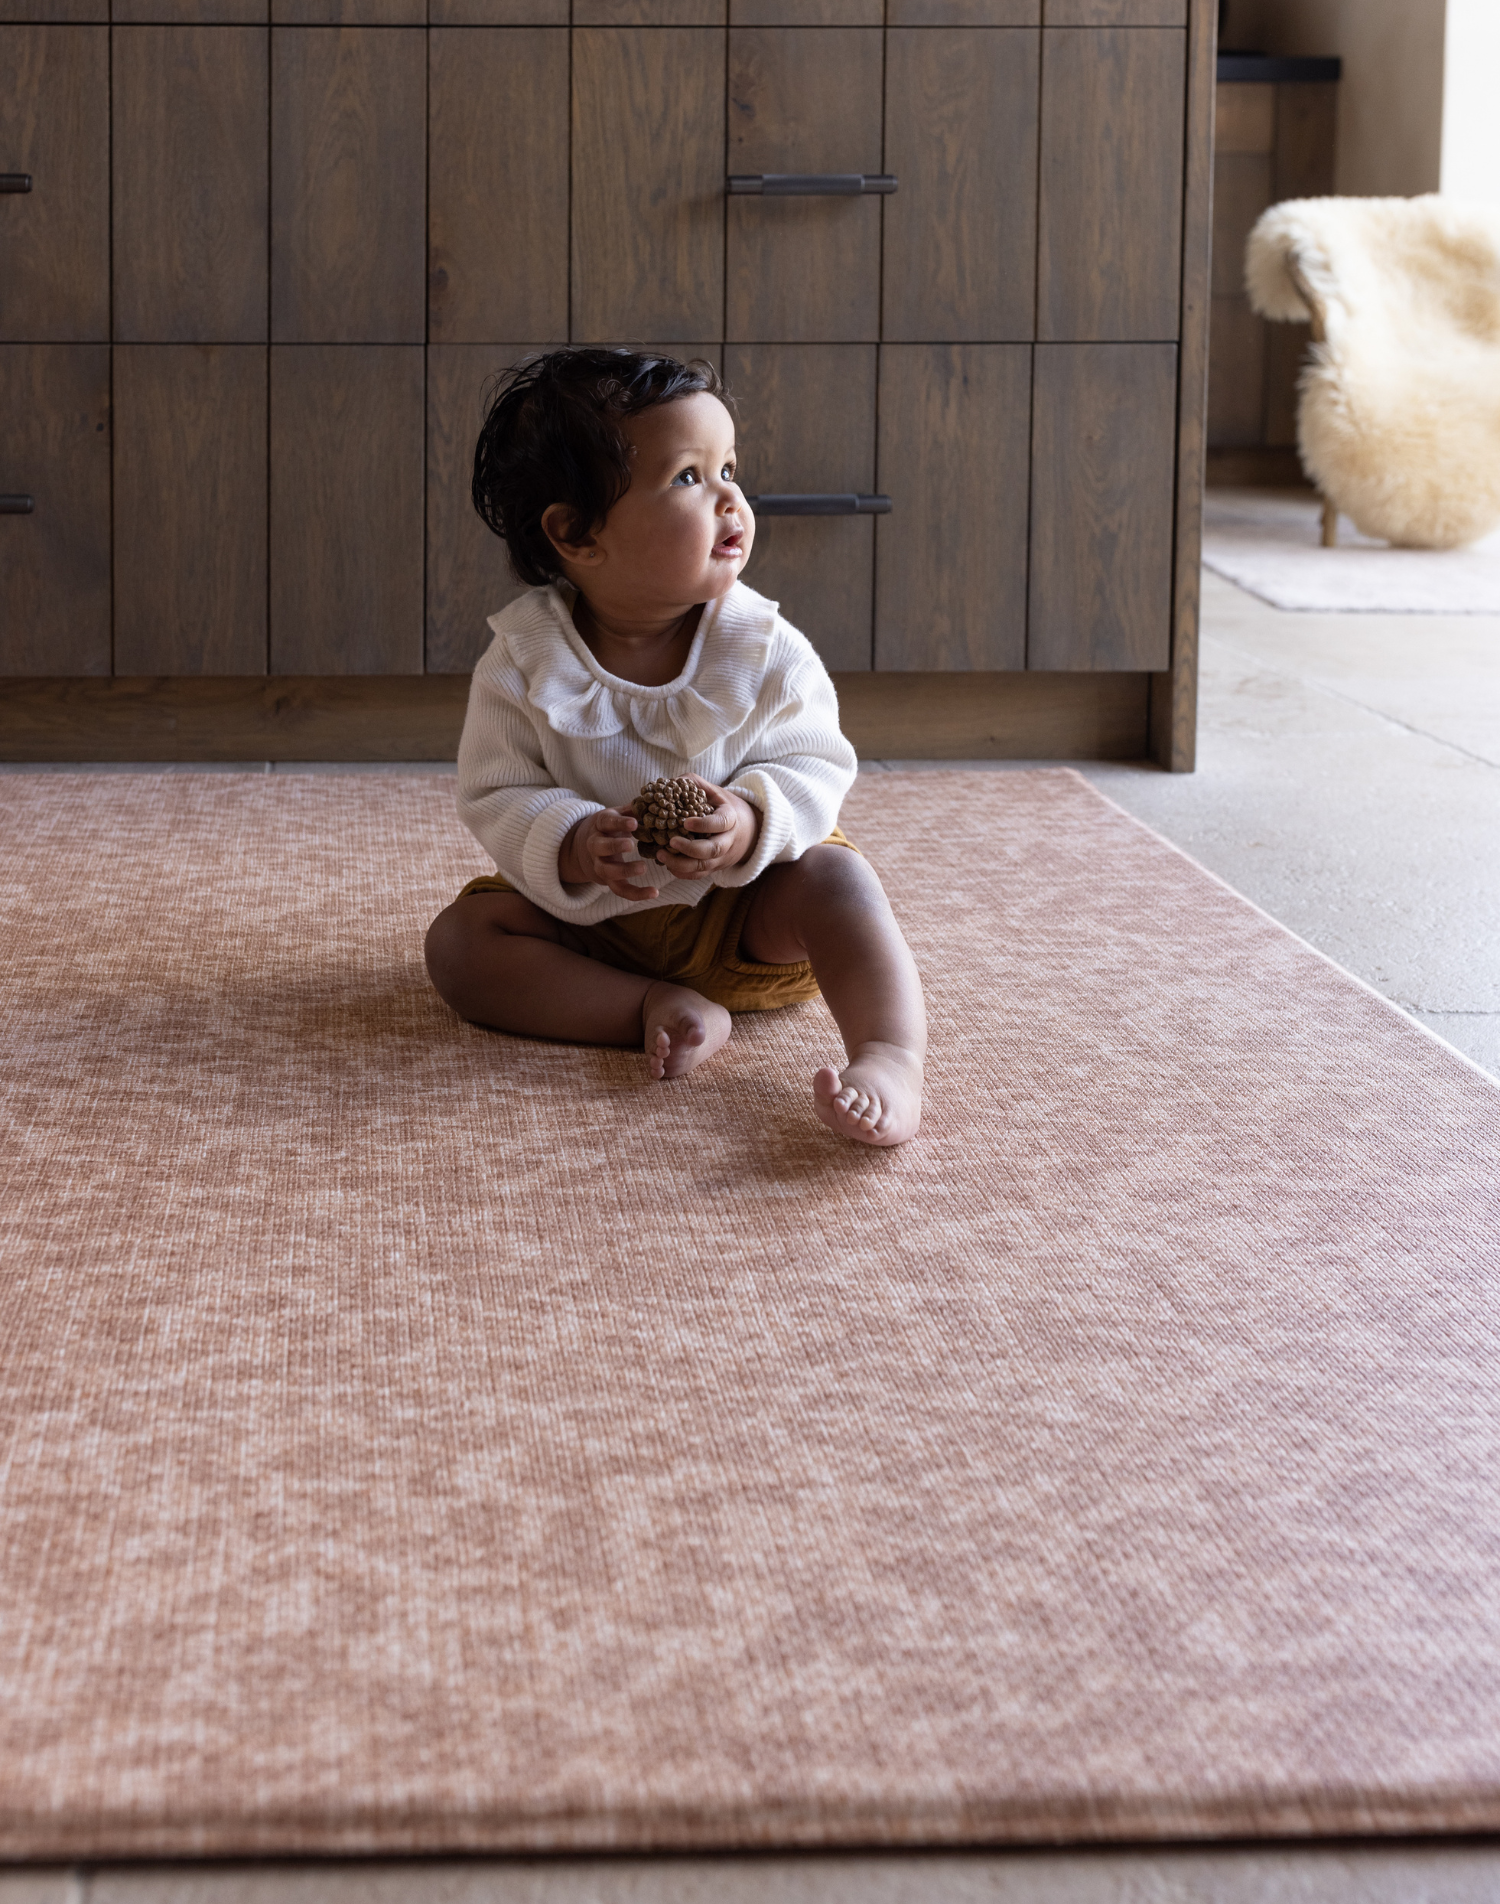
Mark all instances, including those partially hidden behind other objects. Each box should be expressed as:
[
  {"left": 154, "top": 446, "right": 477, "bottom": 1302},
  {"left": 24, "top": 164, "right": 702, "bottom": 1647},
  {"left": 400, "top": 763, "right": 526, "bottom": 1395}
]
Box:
[{"left": 542, "top": 503, "right": 600, "bottom": 565}]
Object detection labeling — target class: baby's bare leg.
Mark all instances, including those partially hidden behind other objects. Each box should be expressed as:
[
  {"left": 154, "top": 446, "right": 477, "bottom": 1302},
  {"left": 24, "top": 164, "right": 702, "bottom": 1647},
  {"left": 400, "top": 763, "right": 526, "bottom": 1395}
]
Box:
[
  {"left": 424, "top": 893, "right": 730, "bottom": 1081},
  {"left": 739, "top": 847, "right": 925, "bottom": 1146}
]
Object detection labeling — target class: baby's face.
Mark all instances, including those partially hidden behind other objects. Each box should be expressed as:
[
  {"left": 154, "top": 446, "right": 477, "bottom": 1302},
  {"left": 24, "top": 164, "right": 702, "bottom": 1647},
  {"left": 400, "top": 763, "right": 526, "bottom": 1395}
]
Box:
[{"left": 576, "top": 392, "right": 754, "bottom": 610}]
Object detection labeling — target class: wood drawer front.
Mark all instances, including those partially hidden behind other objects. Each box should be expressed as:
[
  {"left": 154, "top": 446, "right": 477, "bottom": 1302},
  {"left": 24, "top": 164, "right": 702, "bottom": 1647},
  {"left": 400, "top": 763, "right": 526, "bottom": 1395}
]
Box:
[
  {"left": 428, "top": 29, "right": 569, "bottom": 345},
  {"left": 731, "top": 0, "right": 881, "bottom": 21},
  {"left": 874, "top": 344, "right": 1030, "bottom": 672},
  {"left": 0, "top": 344, "right": 111, "bottom": 676},
  {"left": 724, "top": 343, "right": 877, "bottom": 673},
  {"left": 575, "top": 0, "right": 723, "bottom": 20},
  {"left": 114, "top": 0, "right": 268, "bottom": 23},
  {"left": 0, "top": 27, "right": 108, "bottom": 341},
  {"left": 269, "top": 345, "right": 425, "bottom": 673},
  {"left": 113, "top": 27, "right": 268, "bottom": 343},
  {"left": 430, "top": 0, "right": 567, "bottom": 21},
  {"left": 426, "top": 343, "right": 545, "bottom": 677},
  {"left": 889, "top": 1, "right": 1038, "bottom": 20},
  {"left": 882, "top": 27, "right": 1039, "bottom": 343},
  {"left": 0, "top": 0, "right": 104, "bottom": 19},
  {"left": 1028, "top": 342, "right": 1175, "bottom": 670},
  {"left": 271, "top": 27, "right": 426, "bottom": 343},
  {"left": 1045, "top": 0, "right": 1184, "bottom": 21},
  {"left": 1038, "top": 26, "right": 1185, "bottom": 341},
  {"left": 571, "top": 28, "right": 725, "bottom": 343},
  {"left": 113, "top": 346, "right": 268, "bottom": 675},
  {"left": 726, "top": 28, "right": 883, "bottom": 344}
]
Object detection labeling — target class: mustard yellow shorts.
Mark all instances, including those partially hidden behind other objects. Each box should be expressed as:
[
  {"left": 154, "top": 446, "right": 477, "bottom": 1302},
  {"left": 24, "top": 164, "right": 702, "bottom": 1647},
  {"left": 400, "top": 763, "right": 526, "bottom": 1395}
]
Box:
[{"left": 454, "top": 827, "right": 857, "bottom": 1014}]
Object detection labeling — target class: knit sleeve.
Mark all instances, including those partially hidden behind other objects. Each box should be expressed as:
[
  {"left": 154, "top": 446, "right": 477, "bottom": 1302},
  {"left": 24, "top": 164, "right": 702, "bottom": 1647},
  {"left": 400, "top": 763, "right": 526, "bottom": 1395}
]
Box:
[
  {"left": 454, "top": 643, "right": 606, "bottom": 920},
  {"left": 716, "top": 622, "right": 858, "bottom": 888}
]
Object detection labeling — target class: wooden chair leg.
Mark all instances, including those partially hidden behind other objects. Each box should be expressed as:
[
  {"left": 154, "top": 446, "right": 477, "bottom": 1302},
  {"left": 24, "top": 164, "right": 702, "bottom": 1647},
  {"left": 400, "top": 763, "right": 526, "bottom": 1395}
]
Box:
[{"left": 1321, "top": 498, "right": 1338, "bottom": 547}]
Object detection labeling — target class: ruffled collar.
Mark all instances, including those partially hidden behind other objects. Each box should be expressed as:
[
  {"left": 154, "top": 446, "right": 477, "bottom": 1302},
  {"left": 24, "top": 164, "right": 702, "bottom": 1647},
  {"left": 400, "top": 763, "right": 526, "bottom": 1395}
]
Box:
[{"left": 490, "top": 581, "right": 778, "bottom": 758}]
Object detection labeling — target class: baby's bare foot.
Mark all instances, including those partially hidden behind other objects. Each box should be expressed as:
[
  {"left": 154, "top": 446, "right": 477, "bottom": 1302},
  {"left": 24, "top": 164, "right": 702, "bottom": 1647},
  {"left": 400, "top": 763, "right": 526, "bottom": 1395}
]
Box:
[
  {"left": 814, "top": 1042, "right": 923, "bottom": 1147},
  {"left": 642, "top": 981, "right": 732, "bottom": 1081}
]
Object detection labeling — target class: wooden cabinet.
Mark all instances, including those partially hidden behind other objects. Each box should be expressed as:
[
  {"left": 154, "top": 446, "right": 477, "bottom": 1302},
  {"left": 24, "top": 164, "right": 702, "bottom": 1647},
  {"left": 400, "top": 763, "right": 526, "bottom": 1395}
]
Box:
[
  {"left": 727, "top": 27, "right": 883, "bottom": 343},
  {"left": 113, "top": 345, "right": 267, "bottom": 674},
  {"left": 270, "top": 27, "right": 426, "bottom": 343},
  {"left": 0, "top": 345, "right": 110, "bottom": 674},
  {"left": 113, "top": 26, "right": 268, "bottom": 342},
  {"left": 0, "top": 26, "right": 107, "bottom": 339},
  {"left": 571, "top": 28, "right": 724, "bottom": 342},
  {"left": 874, "top": 345, "right": 1031, "bottom": 671},
  {"left": 882, "top": 27, "right": 1038, "bottom": 342},
  {"left": 725, "top": 343, "right": 878, "bottom": 671},
  {"left": 1207, "top": 67, "right": 1337, "bottom": 479},
  {"left": 0, "top": 0, "right": 1211, "bottom": 769}
]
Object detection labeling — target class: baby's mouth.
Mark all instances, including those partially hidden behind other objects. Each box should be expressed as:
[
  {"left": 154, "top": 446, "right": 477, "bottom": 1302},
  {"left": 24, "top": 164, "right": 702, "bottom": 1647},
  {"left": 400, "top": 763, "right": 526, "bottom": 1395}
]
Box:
[{"left": 714, "top": 530, "right": 744, "bottom": 557}]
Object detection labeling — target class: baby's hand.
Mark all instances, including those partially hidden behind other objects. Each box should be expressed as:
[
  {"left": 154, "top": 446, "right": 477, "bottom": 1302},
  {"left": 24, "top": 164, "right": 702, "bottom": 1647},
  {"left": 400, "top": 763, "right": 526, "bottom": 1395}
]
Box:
[
  {"left": 561, "top": 807, "right": 659, "bottom": 900},
  {"left": 652, "top": 777, "right": 760, "bottom": 881}
]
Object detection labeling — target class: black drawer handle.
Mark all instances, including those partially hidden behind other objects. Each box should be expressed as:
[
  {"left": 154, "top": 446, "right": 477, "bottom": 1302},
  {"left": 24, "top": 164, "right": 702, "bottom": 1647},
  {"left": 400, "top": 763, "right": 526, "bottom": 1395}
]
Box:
[
  {"left": 1, "top": 173, "right": 33, "bottom": 193},
  {"left": 1, "top": 495, "right": 35, "bottom": 514},
  {"left": 748, "top": 493, "right": 891, "bottom": 516},
  {"left": 728, "top": 173, "right": 896, "bottom": 197}
]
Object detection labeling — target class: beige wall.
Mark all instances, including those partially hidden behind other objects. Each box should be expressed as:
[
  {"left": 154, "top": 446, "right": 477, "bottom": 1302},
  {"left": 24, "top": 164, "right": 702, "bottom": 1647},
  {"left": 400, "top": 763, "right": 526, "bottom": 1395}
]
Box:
[
  {"left": 1224, "top": 0, "right": 1446, "bottom": 198},
  {"left": 1440, "top": 0, "right": 1500, "bottom": 209}
]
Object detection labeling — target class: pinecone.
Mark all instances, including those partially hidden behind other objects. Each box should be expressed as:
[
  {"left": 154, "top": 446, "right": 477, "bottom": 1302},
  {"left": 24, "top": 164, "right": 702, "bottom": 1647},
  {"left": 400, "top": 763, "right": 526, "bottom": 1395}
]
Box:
[{"left": 630, "top": 775, "right": 715, "bottom": 857}]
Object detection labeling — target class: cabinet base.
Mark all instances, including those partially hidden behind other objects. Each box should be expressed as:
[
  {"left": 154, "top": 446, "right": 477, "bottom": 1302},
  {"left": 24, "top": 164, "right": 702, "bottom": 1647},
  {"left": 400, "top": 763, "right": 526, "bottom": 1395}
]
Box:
[{"left": 0, "top": 673, "right": 1151, "bottom": 764}]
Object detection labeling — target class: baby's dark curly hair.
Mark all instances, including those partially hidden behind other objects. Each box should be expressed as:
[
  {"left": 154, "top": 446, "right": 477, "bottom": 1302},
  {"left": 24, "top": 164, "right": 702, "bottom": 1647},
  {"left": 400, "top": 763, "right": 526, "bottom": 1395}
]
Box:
[{"left": 471, "top": 347, "right": 731, "bottom": 587}]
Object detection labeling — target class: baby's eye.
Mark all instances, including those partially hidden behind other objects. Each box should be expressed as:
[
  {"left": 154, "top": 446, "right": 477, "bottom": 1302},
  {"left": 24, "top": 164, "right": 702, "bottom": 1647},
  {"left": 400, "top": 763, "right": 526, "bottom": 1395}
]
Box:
[
  {"left": 671, "top": 467, "right": 699, "bottom": 486},
  {"left": 722, "top": 463, "right": 736, "bottom": 481}
]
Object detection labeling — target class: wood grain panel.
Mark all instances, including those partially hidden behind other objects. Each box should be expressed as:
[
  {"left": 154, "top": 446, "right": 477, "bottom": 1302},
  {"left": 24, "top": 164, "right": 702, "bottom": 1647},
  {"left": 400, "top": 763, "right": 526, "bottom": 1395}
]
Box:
[
  {"left": 113, "top": 346, "right": 267, "bottom": 675},
  {"left": 0, "top": 28, "right": 108, "bottom": 339},
  {"left": 888, "top": 0, "right": 1037, "bottom": 20},
  {"left": 723, "top": 344, "right": 876, "bottom": 671},
  {"left": 883, "top": 28, "right": 1039, "bottom": 343},
  {"left": 731, "top": 0, "right": 879, "bottom": 21},
  {"left": 834, "top": 668, "right": 1146, "bottom": 757},
  {"left": 1038, "top": 27, "right": 1185, "bottom": 341},
  {"left": 1263, "top": 317, "right": 1308, "bottom": 447},
  {"left": 572, "top": 29, "right": 725, "bottom": 343},
  {"left": 1029, "top": 343, "right": 1175, "bottom": 671},
  {"left": 432, "top": 0, "right": 567, "bottom": 19},
  {"left": 115, "top": 0, "right": 266, "bottom": 23},
  {"left": 1211, "top": 149, "right": 1271, "bottom": 298},
  {"left": 1214, "top": 80, "right": 1273, "bottom": 153},
  {"left": 274, "top": 0, "right": 420, "bottom": 23},
  {"left": 874, "top": 345, "right": 1030, "bottom": 671},
  {"left": 270, "top": 346, "right": 424, "bottom": 673},
  {"left": 429, "top": 30, "right": 568, "bottom": 343},
  {"left": 0, "top": 0, "right": 104, "bottom": 17},
  {"left": 575, "top": 0, "right": 723, "bottom": 20},
  {"left": 726, "top": 29, "right": 882, "bottom": 344},
  {"left": 1151, "top": 0, "right": 1211, "bottom": 771},
  {"left": 0, "top": 675, "right": 470, "bottom": 760},
  {"left": 427, "top": 344, "right": 546, "bottom": 676},
  {"left": 113, "top": 27, "right": 268, "bottom": 342},
  {"left": 0, "top": 671, "right": 1147, "bottom": 759},
  {"left": 272, "top": 28, "right": 425, "bottom": 343},
  {"left": 1272, "top": 80, "right": 1337, "bottom": 201},
  {"left": 0, "top": 345, "right": 110, "bottom": 676},
  {"left": 1046, "top": 0, "right": 1183, "bottom": 21},
  {"left": 1206, "top": 296, "right": 1264, "bottom": 446}
]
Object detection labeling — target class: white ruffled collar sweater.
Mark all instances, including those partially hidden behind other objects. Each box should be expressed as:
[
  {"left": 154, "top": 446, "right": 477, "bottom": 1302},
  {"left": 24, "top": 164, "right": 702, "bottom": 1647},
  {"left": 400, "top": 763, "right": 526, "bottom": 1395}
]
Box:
[{"left": 456, "top": 580, "right": 858, "bottom": 926}]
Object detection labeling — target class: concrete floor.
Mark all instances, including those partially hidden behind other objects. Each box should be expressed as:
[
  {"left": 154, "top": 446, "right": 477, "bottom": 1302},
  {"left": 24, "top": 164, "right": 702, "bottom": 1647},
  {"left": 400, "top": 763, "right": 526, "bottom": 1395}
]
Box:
[
  {"left": 1083, "top": 567, "right": 1500, "bottom": 1081},
  {"left": 3, "top": 567, "right": 1498, "bottom": 1896}
]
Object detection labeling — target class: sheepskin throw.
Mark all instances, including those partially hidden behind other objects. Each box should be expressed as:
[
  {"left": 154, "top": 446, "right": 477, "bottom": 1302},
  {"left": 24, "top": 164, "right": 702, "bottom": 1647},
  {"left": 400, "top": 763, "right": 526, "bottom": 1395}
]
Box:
[{"left": 1246, "top": 195, "right": 1500, "bottom": 550}]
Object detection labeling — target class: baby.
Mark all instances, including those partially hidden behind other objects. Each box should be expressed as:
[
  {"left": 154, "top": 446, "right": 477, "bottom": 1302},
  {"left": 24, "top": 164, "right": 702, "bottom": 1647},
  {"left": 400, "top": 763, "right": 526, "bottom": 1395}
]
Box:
[{"left": 424, "top": 348, "right": 925, "bottom": 1147}]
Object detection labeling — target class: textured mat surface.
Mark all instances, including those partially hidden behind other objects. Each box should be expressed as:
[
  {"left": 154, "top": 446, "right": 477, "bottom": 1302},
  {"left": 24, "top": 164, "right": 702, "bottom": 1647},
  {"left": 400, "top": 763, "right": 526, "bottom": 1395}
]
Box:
[{"left": 2, "top": 769, "right": 1499, "bottom": 1858}]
